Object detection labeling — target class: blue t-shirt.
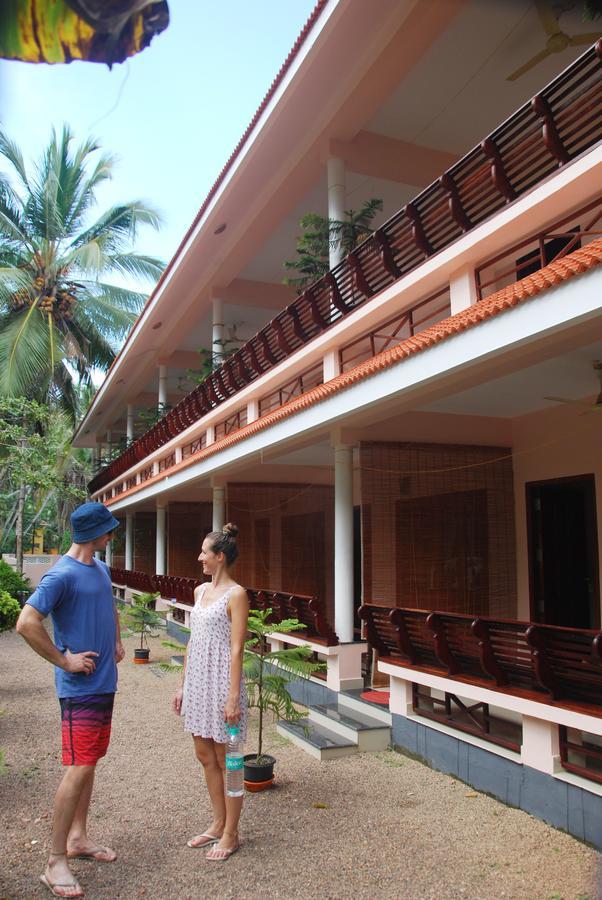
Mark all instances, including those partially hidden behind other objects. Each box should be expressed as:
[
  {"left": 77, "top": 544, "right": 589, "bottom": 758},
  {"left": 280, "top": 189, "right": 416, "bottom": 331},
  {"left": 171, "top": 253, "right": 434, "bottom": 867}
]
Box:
[{"left": 27, "top": 556, "right": 118, "bottom": 699}]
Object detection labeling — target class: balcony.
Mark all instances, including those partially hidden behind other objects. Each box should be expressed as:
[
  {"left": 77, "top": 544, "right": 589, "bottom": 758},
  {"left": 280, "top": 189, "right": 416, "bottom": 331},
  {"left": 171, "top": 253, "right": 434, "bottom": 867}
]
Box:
[{"left": 90, "top": 42, "right": 602, "bottom": 497}]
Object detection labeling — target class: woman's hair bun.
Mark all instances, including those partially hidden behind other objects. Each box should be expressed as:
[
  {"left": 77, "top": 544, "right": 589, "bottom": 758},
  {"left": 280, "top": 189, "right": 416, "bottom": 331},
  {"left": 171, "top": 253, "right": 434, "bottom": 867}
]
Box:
[{"left": 222, "top": 522, "right": 239, "bottom": 539}]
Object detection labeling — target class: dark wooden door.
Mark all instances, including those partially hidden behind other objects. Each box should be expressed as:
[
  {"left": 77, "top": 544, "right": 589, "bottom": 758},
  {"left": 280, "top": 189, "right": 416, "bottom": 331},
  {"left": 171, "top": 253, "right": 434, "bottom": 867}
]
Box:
[{"left": 527, "top": 475, "right": 600, "bottom": 628}]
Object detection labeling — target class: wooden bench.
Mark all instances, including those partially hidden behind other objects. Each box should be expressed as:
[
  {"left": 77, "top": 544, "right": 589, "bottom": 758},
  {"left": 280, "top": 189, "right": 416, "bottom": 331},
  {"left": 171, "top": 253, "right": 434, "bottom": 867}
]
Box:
[
  {"left": 359, "top": 603, "right": 602, "bottom": 714},
  {"left": 246, "top": 588, "right": 338, "bottom": 646}
]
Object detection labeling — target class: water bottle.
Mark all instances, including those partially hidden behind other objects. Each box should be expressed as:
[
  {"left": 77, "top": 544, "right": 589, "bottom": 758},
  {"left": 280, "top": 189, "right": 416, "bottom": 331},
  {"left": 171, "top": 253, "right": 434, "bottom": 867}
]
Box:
[{"left": 225, "top": 724, "right": 244, "bottom": 797}]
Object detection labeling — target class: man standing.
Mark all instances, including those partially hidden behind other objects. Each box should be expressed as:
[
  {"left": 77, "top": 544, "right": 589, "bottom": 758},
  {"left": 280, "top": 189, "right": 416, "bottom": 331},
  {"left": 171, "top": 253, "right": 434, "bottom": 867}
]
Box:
[{"left": 17, "top": 502, "right": 124, "bottom": 899}]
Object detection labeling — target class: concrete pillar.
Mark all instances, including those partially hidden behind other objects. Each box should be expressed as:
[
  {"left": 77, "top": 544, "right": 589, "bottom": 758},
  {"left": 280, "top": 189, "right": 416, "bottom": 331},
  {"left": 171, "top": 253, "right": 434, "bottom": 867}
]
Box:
[
  {"left": 334, "top": 444, "right": 354, "bottom": 642},
  {"left": 323, "top": 348, "right": 341, "bottom": 382},
  {"left": 156, "top": 504, "right": 167, "bottom": 576},
  {"left": 328, "top": 157, "right": 346, "bottom": 268},
  {"left": 212, "top": 485, "right": 225, "bottom": 532},
  {"left": 126, "top": 404, "right": 134, "bottom": 443},
  {"left": 449, "top": 266, "right": 478, "bottom": 315},
  {"left": 105, "top": 540, "right": 112, "bottom": 566},
  {"left": 158, "top": 365, "right": 168, "bottom": 408},
  {"left": 212, "top": 298, "right": 224, "bottom": 366},
  {"left": 521, "top": 716, "right": 560, "bottom": 775},
  {"left": 125, "top": 513, "right": 134, "bottom": 570},
  {"left": 247, "top": 399, "right": 259, "bottom": 424}
]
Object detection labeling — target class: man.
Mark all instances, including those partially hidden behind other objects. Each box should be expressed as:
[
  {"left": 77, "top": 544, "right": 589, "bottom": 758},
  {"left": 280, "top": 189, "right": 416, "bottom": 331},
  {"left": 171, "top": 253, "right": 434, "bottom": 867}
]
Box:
[{"left": 17, "top": 501, "right": 124, "bottom": 899}]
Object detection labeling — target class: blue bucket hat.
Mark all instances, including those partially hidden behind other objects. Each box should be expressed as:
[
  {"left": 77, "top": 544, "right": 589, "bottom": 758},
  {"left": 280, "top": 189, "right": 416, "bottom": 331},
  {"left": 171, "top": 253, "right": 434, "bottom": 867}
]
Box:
[{"left": 71, "top": 502, "right": 120, "bottom": 543}]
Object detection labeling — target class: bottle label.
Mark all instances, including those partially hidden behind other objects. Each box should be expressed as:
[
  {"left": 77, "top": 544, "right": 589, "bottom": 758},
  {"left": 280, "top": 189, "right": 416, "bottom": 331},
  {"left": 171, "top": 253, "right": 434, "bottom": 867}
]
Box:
[{"left": 226, "top": 755, "right": 244, "bottom": 771}]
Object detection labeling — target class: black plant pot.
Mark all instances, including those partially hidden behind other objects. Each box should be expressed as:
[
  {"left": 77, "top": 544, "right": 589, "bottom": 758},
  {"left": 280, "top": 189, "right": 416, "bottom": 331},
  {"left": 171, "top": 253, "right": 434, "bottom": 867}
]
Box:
[
  {"left": 134, "top": 648, "right": 150, "bottom": 664},
  {"left": 243, "top": 754, "right": 275, "bottom": 790}
]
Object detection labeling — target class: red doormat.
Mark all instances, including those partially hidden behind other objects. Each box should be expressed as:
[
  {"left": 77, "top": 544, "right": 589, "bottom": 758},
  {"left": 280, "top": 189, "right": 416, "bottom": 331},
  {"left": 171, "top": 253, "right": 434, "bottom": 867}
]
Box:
[{"left": 360, "top": 690, "right": 390, "bottom": 706}]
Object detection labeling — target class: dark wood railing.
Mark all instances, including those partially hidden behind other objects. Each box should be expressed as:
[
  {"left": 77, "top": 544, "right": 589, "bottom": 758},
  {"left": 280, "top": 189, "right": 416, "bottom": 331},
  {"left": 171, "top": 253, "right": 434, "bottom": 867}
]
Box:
[
  {"left": 247, "top": 588, "right": 339, "bottom": 645},
  {"left": 91, "top": 42, "right": 602, "bottom": 495},
  {"left": 109, "top": 569, "right": 339, "bottom": 644},
  {"left": 359, "top": 603, "right": 602, "bottom": 714}
]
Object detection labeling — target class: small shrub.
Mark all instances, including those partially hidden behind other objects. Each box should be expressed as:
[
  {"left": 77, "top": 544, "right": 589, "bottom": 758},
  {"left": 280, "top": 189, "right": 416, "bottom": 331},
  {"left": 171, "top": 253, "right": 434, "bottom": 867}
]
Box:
[
  {"left": 0, "top": 591, "right": 21, "bottom": 632},
  {"left": 0, "top": 559, "right": 31, "bottom": 598}
]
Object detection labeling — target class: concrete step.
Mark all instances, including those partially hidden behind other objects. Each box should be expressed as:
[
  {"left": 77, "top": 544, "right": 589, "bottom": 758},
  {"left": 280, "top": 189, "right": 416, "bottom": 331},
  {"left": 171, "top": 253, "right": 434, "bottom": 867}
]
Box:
[
  {"left": 276, "top": 718, "right": 358, "bottom": 761},
  {"left": 308, "top": 704, "right": 390, "bottom": 751},
  {"left": 338, "top": 689, "right": 392, "bottom": 725}
]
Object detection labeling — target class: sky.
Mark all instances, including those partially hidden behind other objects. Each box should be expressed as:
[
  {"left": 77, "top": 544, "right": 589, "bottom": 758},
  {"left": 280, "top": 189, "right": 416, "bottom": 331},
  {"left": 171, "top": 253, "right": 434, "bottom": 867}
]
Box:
[{"left": 0, "top": 0, "right": 317, "bottom": 279}]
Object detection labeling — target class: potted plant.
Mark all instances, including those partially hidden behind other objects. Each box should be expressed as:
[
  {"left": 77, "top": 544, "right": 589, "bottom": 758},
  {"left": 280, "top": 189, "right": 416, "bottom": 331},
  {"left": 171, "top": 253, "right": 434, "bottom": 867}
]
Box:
[
  {"left": 243, "top": 607, "right": 324, "bottom": 791},
  {"left": 124, "top": 591, "right": 163, "bottom": 663}
]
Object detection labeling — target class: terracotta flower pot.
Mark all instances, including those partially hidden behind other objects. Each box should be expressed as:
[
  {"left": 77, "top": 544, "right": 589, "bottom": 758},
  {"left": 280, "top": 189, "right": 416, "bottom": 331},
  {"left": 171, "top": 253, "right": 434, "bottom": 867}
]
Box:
[{"left": 133, "top": 648, "right": 150, "bottom": 664}]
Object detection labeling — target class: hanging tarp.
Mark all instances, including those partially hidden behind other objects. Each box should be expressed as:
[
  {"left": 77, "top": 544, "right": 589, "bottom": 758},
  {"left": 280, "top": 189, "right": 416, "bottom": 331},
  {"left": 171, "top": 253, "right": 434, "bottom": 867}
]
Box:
[{"left": 0, "top": 0, "right": 169, "bottom": 67}]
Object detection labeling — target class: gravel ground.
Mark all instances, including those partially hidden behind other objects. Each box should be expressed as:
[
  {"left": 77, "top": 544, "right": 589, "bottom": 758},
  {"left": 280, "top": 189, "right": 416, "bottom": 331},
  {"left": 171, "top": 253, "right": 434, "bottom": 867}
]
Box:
[{"left": 0, "top": 626, "right": 600, "bottom": 900}]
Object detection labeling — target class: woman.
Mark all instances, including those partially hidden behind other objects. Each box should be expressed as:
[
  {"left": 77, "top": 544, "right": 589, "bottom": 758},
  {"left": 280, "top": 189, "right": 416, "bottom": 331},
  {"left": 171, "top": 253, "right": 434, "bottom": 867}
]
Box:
[{"left": 173, "top": 523, "right": 248, "bottom": 861}]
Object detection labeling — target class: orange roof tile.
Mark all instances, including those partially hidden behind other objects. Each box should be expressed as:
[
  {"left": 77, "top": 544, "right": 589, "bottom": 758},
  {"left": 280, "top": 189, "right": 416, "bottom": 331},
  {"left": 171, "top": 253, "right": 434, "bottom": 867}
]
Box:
[{"left": 106, "top": 238, "right": 602, "bottom": 505}]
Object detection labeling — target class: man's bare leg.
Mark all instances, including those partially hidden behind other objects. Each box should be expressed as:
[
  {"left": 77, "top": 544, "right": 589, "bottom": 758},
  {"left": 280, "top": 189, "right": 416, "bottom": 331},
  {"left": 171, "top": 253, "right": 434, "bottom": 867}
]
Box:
[
  {"left": 44, "top": 766, "right": 94, "bottom": 897},
  {"left": 66, "top": 767, "right": 116, "bottom": 861}
]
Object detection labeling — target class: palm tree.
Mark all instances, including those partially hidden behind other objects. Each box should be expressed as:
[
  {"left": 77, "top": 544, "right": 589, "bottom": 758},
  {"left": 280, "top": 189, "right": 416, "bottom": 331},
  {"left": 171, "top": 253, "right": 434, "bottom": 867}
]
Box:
[{"left": 0, "top": 126, "right": 164, "bottom": 417}]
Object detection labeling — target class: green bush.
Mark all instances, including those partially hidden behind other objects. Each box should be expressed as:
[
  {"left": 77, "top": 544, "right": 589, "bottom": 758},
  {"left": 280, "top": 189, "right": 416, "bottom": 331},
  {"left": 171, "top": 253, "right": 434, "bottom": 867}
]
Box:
[
  {"left": 0, "top": 559, "right": 31, "bottom": 598},
  {"left": 0, "top": 591, "right": 21, "bottom": 633}
]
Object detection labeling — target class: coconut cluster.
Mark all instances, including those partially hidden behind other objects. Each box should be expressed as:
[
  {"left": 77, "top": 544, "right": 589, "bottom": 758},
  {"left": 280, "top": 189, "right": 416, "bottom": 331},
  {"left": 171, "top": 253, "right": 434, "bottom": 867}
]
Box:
[{"left": 11, "top": 275, "right": 78, "bottom": 321}]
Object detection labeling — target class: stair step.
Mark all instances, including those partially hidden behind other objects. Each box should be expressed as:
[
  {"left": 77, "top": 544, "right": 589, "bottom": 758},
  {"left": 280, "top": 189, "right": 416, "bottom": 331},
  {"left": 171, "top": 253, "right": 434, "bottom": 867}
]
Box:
[
  {"left": 338, "top": 690, "right": 392, "bottom": 725},
  {"left": 276, "top": 718, "right": 357, "bottom": 760},
  {"left": 308, "top": 704, "right": 391, "bottom": 751}
]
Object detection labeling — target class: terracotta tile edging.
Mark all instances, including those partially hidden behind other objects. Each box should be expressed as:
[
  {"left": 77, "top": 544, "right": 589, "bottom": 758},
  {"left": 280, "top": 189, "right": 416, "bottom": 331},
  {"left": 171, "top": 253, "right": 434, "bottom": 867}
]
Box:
[{"left": 103, "top": 239, "right": 602, "bottom": 507}]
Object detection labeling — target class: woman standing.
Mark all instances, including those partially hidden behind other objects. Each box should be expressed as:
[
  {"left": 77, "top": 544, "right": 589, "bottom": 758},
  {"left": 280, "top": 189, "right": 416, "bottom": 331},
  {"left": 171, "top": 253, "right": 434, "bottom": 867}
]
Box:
[{"left": 173, "top": 523, "right": 248, "bottom": 861}]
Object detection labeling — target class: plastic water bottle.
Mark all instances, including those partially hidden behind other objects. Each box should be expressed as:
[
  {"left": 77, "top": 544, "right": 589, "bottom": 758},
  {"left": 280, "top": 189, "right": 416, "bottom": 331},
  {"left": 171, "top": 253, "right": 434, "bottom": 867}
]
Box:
[{"left": 225, "top": 725, "right": 244, "bottom": 797}]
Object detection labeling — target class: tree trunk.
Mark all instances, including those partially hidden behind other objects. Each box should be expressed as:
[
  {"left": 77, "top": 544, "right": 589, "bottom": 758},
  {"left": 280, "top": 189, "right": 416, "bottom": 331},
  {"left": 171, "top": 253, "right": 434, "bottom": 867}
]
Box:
[{"left": 15, "top": 479, "right": 26, "bottom": 576}]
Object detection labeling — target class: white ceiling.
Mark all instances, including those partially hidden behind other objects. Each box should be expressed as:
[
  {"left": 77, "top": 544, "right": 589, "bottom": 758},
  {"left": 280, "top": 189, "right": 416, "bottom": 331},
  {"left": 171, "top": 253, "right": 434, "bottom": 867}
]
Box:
[{"left": 419, "top": 341, "right": 602, "bottom": 418}]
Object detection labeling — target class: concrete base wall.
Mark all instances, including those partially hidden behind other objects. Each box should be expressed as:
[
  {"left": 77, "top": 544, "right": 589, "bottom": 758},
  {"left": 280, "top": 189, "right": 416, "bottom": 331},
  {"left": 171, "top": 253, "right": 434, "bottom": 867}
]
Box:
[
  {"left": 282, "top": 672, "right": 338, "bottom": 708},
  {"left": 392, "top": 714, "right": 602, "bottom": 849},
  {"left": 166, "top": 619, "right": 190, "bottom": 645}
]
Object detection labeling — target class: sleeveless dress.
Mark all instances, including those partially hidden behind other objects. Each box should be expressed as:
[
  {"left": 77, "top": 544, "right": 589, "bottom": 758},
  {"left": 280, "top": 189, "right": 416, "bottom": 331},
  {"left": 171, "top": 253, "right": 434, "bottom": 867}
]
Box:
[{"left": 182, "top": 583, "right": 248, "bottom": 743}]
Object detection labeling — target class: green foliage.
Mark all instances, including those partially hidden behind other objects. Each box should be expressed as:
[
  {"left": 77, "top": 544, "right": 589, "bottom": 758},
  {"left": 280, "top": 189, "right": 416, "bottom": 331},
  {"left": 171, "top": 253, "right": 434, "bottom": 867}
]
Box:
[
  {"left": 0, "top": 590, "right": 21, "bottom": 632},
  {"left": 180, "top": 328, "right": 244, "bottom": 391},
  {"left": 283, "top": 198, "right": 383, "bottom": 293},
  {"left": 0, "top": 125, "right": 164, "bottom": 418},
  {"left": 0, "top": 558, "right": 30, "bottom": 596},
  {"left": 123, "top": 591, "right": 164, "bottom": 651},
  {"left": 0, "top": 397, "right": 89, "bottom": 553},
  {"left": 583, "top": 0, "right": 602, "bottom": 20},
  {"left": 243, "top": 607, "right": 325, "bottom": 761}
]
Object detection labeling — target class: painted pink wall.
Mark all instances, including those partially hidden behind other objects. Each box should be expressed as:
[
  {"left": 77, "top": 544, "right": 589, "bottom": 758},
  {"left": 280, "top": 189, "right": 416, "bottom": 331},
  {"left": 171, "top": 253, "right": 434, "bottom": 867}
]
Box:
[{"left": 512, "top": 402, "right": 602, "bottom": 621}]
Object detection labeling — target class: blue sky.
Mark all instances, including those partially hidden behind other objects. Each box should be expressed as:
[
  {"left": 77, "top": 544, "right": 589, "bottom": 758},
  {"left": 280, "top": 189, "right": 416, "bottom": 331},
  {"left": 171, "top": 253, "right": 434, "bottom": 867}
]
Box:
[{"left": 0, "top": 0, "right": 316, "bottom": 278}]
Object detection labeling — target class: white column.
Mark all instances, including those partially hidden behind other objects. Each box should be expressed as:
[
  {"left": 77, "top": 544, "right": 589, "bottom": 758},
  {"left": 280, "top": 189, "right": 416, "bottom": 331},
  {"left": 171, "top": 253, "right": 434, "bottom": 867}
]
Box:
[
  {"left": 126, "top": 404, "right": 134, "bottom": 443},
  {"left": 158, "top": 365, "right": 168, "bottom": 408},
  {"left": 334, "top": 444, "right": 354, "bottom": 642},
  {"left": 156, "top": 504, "right": 167, "bottom": 576},
  {"left": 323, "top": 349, "right": 341, "bottom": 382},
  {"left": 328, "top": 157, "right": 346, "bottom": 268},
  {"left": 449, "top": 266, "right": 478, "bottom": 315},
  {"left": 105, "top": 540, "right": 113, "bottom": 566},
  {"left": 247, "top": 399, "right": 259, "bottom": 424},
  {"left": 125, "top": 512, "right": 134, "bottom": 570},
  {"left": 212, "top": 297, "right": 224, "bottom": 366},
  {"left": 212, "top": 485, "right": 225, "bottom": 532},
  {"left": 521, "top": 716, "right": 560, "bottom": 775}
]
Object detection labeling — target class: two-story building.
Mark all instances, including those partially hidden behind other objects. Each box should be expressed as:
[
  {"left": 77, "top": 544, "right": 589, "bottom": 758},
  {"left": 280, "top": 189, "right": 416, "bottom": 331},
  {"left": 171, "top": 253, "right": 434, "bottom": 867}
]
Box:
[{"left": 74, "top": 0, "right": 602, "bottom": 846}]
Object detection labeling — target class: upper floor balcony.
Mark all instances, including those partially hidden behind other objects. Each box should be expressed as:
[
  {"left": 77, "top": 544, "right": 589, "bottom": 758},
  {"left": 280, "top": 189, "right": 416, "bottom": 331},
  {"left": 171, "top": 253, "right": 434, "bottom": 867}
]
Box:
[{"left": 88, "top": 41, "right": 602, "bottom": 501}]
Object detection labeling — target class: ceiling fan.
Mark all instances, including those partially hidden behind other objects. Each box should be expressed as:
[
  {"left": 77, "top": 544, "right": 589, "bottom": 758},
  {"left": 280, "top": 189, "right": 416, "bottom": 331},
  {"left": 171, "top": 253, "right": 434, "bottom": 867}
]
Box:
[
  {"left": 544, "top": 360, "right": 602, "bottom": 410},
  {"left": 506, "top": 0, "right": 601, "bottom": 81}
]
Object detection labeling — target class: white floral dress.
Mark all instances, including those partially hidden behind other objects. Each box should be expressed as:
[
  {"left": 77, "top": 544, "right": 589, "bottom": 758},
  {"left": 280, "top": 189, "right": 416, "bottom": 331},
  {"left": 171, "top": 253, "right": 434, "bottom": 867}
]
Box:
[{"left": 182, "top": 583, "right": 248, "bottom": 743}]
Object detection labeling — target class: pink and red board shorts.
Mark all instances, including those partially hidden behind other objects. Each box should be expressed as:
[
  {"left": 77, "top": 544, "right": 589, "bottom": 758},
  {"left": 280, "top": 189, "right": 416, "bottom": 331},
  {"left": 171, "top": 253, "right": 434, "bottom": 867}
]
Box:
[{"left": 60, "top": 693, "right": 114, "bottom": 766}]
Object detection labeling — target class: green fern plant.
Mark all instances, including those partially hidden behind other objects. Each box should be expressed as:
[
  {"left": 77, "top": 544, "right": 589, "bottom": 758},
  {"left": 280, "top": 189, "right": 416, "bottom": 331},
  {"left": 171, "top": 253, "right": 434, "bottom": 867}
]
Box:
[{"left": 243, "top": 607, "right": 325, "bottom": 763}]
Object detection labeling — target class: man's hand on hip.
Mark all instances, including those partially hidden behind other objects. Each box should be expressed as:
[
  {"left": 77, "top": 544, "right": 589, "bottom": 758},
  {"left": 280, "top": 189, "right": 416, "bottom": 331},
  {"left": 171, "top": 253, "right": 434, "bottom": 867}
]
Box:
[{"left": 63, "top": 649, "right": 98, "bottom": 675}]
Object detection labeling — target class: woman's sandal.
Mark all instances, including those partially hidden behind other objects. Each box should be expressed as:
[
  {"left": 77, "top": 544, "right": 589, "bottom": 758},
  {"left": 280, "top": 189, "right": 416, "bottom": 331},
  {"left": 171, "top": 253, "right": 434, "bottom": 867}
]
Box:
[
  {"left": 40, "top": 855, "right": 84, "bottom": 898},
  {"left": 206, "top": 833, "right": 240, "bottom": 861},
  {"left": 187, "top": 832, "right": 221, "bottom": 849}
]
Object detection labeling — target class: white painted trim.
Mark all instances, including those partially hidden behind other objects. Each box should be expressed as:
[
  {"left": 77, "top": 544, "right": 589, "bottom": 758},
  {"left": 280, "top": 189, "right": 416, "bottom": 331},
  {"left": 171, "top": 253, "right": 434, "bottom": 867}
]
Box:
[{"left": 379, "top": 660, "right": 602, "bottom": 735}]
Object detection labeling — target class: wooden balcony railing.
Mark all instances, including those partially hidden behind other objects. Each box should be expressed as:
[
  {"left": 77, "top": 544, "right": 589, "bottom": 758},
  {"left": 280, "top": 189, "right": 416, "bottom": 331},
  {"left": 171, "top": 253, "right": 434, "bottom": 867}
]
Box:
[
  {"left": 109, "top": 568, "right": 339, "bottom": 644},
  {"left": 359, "top": 603, "right": 602, "bottom": 713},
  {"left": 90, "top": 42, "right": 602, "bottom": 495}
]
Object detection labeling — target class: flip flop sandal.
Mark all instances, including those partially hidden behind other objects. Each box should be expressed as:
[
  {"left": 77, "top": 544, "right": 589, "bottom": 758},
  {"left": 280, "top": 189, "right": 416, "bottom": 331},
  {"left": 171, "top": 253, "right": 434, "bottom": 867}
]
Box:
[
  {"left": 39, "top": 874, "right": 84, "bottom": 897},
  {"left": 206, "top": 843, "right": 240, "bottom": 861},
  {"left": 66, "top": 846, "right": 116, "bottom": 862},
  {"left": 187, "top": 832, "right": 221, "bottom": 849}
]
